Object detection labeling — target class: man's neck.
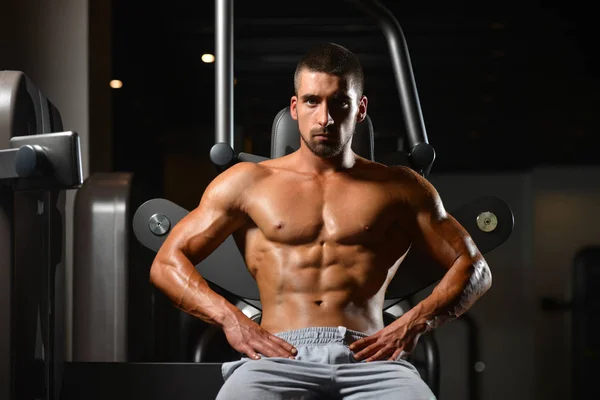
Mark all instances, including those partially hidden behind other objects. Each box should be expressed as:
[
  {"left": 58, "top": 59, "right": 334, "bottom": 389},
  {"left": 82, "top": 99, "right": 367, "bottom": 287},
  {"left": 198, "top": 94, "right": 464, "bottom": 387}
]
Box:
[{"left": 295, "top": 144, "right": 356, "bottom": 175}]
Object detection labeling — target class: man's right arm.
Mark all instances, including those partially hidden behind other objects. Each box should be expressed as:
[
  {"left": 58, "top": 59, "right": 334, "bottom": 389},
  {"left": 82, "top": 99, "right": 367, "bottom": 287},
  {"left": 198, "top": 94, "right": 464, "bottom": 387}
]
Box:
[
  {"left": 149, "top": 162, "right": 253, "bottom": 328},
  {"left": 149, "top": 162, "right": 297, "bottom": 359}
]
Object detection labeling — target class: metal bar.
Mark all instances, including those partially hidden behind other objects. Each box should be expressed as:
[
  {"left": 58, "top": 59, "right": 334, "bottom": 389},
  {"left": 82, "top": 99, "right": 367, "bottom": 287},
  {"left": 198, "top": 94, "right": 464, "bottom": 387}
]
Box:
[
  {"left": 347, "top": 0, "right": 429, "bottom": 148},
  {"left": 460, "top": 313, "right": 481, "bottom": 400},
  {"left": 0, "top": 149, "right": 19, "bottom": 180},
  {"left": 215, "top": 0, "right": 234, "bottom": 149},
  {"left": 423, "top": 332, "right": 440, "bottom": 397}
]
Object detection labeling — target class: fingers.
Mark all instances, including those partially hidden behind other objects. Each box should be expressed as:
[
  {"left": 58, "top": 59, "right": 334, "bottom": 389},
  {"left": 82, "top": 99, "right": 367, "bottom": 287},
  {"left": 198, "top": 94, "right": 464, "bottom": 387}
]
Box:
[
  {"left": 348, "top": 336, "right": 376, "bottom": 352},
  {"left": 247, "top": 334, "right": 297, "bottom": 359},
  {"left": 242, "top": 346, "right": 261, "bottom": 360},
  {"left": 268, "top": 335, "right": 298, "bottom": 356},
  {"left": 353, "top": 340, "right": 405, "bottom": 362},
  {"left": 352, "top": 342, "right": 380, "bottom": 361},
  {"left": 365, "top": 346, "right": 394, "bottom": 362},
  {"left": 388, "top": 348, "right": 405, "bottom": 361}
]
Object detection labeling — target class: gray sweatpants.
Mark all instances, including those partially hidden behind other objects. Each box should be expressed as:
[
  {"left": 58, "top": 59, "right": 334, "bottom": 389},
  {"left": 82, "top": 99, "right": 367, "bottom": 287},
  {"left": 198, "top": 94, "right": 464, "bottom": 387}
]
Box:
[{"left": 216, "top": 326, "right": 436, "bottom": 400}]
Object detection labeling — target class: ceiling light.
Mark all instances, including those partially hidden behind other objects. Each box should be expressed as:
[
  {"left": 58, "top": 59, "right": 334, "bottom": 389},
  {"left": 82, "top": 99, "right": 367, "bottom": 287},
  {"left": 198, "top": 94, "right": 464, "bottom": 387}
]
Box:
[
  {"left": 109, "top": 80, "right": 123, "bottom": 89},
  {"left": 202, "top": 54, "right": 215, "bottom": 63}
]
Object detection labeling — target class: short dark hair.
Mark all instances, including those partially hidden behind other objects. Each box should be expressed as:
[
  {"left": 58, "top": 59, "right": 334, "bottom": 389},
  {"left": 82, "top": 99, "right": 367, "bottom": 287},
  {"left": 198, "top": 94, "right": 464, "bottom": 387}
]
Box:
[{"left": 294, "top": 43, "right": 364, "bottom": 98}]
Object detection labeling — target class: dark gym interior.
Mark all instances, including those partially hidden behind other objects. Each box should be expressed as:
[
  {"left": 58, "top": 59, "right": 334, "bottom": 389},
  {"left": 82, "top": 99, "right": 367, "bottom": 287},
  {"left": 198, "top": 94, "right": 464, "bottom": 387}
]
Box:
[{"left": 1, "top": 0, "right": 599, "bottom": 399}]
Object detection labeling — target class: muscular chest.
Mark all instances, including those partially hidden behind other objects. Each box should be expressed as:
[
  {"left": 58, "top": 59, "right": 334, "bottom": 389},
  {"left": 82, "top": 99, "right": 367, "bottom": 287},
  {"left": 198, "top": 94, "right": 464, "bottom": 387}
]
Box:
[{"left": 245, "top": 176, "right": 400, "bottom": 244}]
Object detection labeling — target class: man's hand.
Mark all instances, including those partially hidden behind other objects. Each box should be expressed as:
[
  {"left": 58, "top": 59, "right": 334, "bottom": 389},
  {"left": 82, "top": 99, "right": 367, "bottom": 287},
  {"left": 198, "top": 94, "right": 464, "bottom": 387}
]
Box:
[
  {"left": 222, "top": 314, "right": 298, "bottom": 360},
  {"left": 349, "top": 316, "right": 428, "bottom": 362}
]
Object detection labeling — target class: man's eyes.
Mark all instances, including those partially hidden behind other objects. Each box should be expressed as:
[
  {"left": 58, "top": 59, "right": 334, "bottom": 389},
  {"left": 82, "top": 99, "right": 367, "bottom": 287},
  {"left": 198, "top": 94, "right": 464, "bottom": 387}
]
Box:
[
  {"left": 304, "top": 98, "right": 349, "bottom": 107},
  {"left": 332, "top": 99, "right": 350, "bottom": 108}
]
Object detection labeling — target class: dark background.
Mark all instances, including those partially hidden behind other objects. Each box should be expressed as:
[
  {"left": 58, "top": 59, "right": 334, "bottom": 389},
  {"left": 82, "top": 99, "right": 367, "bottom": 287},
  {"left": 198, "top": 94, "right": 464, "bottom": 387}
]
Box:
[{"left": 110, "top": 0, "right": 599, "bottom": 209}]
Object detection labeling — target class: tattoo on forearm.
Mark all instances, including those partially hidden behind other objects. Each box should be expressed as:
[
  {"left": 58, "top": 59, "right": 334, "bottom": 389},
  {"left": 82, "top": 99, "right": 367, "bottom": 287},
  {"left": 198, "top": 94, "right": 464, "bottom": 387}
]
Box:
[
  {"left": 453, "top": 259, "right": 490, "bottom": 316},
  {"left": 426, "top": 259, "right": 491, "bottom": 330}
]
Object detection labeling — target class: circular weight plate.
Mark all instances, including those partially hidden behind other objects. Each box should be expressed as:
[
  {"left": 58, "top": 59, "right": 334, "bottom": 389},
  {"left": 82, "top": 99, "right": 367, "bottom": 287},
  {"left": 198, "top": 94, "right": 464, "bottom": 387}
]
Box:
[
  {"left": 148, "top": 213, "right": 171, "bottom": 236},
  {"left": 477, "top": 212, "right": 498, "bottom": 232}
]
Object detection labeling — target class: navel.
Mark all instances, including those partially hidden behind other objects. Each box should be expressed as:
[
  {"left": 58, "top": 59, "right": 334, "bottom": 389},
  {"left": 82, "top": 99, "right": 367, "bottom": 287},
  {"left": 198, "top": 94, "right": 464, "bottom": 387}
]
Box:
[
  {"left": 314, "top": 300, "right": 324, "bottom": 307},
  {"left": 274, "top": 221, "right": 283, "bottom": 229},
  {"left": 364, "top": 225, "right": 370, "bottom": 231}
]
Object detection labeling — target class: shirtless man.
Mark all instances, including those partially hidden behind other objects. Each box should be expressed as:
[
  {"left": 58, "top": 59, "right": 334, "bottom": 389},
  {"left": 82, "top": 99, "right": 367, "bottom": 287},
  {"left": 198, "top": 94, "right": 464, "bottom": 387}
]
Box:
[{"left": 150, "top": 43, "right": 491, "bottom": 399}]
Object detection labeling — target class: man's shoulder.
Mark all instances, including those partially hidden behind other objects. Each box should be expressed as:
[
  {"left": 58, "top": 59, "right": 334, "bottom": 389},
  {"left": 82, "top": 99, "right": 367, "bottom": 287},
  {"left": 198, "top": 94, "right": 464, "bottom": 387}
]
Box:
[
  {"left": 257, "top": 152, "right": 297, "bottom": 169},
  {"left": 386, "top": 165, "right": 442, "bottom": 210},
  {"left": 200, "top": 162, "right": 273, "bottom": 211},
  {"left": 360, "top": 162, "right": 439, "bottom": 205},
  {"left": 217, "top": 161, "right": 272, "bottom": 182},
  {"left": 356, "top": 158, "right": 421, "bottom": 184},
  {"left": 379, "top": 163, "right": 414, "bottom": 177},
  {"left": 205, "top": 162, "right": 270, "bottom": 200},
  {"left": 222, "top": 153, "right": 312, "bottom": 183}
]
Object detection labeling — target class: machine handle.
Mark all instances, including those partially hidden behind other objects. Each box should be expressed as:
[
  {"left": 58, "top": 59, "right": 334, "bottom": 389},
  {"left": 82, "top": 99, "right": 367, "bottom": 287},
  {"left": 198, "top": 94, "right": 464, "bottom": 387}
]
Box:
[{"left": 14, "top": 144, "right": 48, "bottom": 178}]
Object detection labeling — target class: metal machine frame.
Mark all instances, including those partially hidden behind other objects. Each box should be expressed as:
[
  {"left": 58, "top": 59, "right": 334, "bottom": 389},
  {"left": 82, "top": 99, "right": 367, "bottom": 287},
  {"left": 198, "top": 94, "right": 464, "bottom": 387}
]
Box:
[{"left": 0, "top": 70, "right": 83, "bottom": 400}]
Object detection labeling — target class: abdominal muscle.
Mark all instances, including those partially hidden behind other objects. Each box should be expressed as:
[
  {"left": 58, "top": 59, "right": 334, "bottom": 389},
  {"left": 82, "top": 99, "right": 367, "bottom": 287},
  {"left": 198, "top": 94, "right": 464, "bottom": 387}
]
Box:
[
  {"left": 245, "top": 241, "right": 403, "bottom": 336},
  {"left": 259, "top": 290, "right": 385, "bottom": 336}
]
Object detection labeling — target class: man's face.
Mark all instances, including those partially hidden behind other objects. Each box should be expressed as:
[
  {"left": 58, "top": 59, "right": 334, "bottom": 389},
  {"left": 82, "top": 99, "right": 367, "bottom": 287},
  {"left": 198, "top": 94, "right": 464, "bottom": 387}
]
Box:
[{"left": 290, "top": 70, "right": 367, "bottom": 158}]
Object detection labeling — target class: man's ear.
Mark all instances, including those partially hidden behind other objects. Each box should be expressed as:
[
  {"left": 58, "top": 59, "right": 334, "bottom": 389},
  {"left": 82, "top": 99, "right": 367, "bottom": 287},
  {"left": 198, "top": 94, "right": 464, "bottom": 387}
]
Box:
[
  {"left": 356, "top": 95, "right": 368, "bottom": 123},
  {"left": 290, "top": 96, "right": 298, "bottom": 120}
]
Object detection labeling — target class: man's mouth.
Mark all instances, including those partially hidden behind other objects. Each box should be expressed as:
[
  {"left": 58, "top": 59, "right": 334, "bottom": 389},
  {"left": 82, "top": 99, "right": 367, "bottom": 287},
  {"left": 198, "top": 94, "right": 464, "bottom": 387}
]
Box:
[
  {"left": 313, "top": 131, "right": 337, "bottom": 137},
  {"left": 314, "top": 134, "right": 333, "bottom": 141}
]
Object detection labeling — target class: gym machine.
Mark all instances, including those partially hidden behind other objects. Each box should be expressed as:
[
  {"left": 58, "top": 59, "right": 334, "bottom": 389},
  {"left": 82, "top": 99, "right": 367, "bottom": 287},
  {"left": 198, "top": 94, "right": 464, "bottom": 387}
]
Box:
[
  {"left": 0, "top": 1, "right": 516, "bottom": 400},
  {"left": 66, "top": 0, "right": 514, "bottom": 399},
  {"left": 0, "top": 70, "right": 83, "bottom": 400},
  {"left": 81, "top": 0, "right": 512, "bottom": 398}
]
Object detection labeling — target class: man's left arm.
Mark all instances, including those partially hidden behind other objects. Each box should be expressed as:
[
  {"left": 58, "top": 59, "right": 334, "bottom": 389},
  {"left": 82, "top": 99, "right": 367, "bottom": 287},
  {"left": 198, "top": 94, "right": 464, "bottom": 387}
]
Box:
[
  {"left": 400, "top": 168, "right": 492, "bottom": 332},
  {"left": 350, "top": 168, "right": 492, "bottom": 362}
]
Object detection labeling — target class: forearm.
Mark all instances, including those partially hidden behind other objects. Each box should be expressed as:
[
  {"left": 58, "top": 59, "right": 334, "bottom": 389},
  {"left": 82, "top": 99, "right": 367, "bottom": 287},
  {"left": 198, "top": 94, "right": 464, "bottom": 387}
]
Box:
[
  {"left": 150, "top": 250, "right": 243, "bottom": 328},
  {"left": 406, "top": 254, "right": 492, "bottom": 330}
]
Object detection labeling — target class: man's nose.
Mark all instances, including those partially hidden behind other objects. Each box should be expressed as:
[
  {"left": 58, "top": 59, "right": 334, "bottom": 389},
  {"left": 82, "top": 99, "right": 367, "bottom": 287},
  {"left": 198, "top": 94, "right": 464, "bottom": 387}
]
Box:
[{"left": 318, "top": 104, "right": 334, "bottom": 127}]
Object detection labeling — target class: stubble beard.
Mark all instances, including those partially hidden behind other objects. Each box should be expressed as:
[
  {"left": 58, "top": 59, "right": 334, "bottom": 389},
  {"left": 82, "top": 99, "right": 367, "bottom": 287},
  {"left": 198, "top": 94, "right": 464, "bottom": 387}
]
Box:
[{"left": 301, "top": 127, "right": 354, "bottom": 158}]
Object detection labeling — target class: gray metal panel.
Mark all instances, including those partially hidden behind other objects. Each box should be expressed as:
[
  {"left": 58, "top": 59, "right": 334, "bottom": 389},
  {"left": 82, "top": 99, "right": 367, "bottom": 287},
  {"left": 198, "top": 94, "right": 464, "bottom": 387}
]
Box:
[
  {"left": 72, "top": 173, "right": 133, "bottom": 361},
  {"left": 0, "top": 191, "right": 13, "bottom": 400}
]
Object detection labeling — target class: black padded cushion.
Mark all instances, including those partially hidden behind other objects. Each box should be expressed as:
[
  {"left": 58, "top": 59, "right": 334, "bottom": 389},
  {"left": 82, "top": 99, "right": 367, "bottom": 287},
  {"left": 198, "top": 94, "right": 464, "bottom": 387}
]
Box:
[{"left": 270, "top": 107, "right": 375, "bottom": 161}]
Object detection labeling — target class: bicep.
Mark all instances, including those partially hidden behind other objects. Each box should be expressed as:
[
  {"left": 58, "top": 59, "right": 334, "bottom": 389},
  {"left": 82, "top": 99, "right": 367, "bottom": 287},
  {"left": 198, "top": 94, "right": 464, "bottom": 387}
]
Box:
[
  {"left": 413, "top": 210, "right": 477, "bottom": 270},
  {"left": 157, "top": 165, "right": 253, "bottom": 265},
  {"left": 165, "top": 195, "right": 247, "bottom": 265},
  {"left": 404, "top": 173, "right": 481, "bottom": 270}
]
